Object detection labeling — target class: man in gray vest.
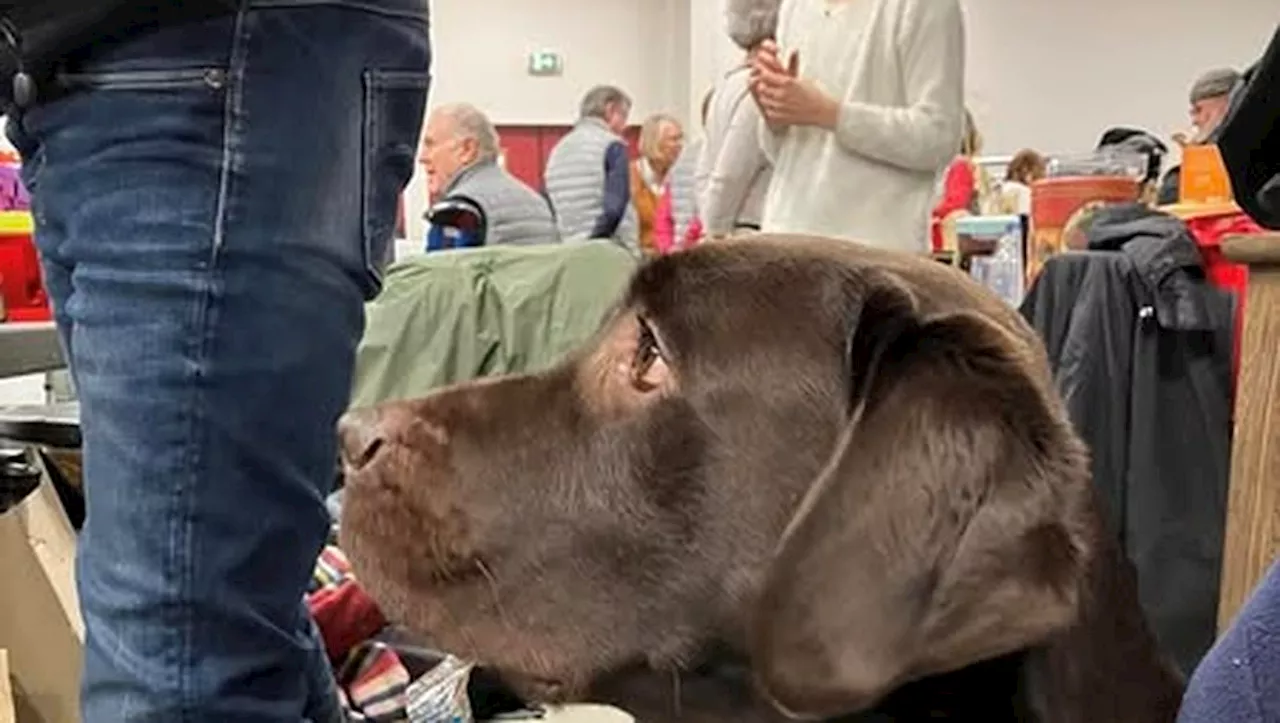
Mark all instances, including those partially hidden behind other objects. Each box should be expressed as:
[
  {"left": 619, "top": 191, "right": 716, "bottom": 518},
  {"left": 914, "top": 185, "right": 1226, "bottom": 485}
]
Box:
[
  {"left": 543, "top": 85, "right": 637, "bottom": 248},
  {"left": 420, "top": 103, "right": 557, "bottom": 250}
]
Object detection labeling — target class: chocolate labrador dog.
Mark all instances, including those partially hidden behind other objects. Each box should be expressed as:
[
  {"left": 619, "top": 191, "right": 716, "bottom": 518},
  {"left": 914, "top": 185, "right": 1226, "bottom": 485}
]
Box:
[{"left": 338, "top": 236, "right": 1184, "bottom": 722}]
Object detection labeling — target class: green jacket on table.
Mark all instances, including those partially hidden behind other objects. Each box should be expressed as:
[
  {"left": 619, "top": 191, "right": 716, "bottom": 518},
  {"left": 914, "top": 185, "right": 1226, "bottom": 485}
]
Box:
[{"left": 350, "top": 242, "right": 637, "bottom": 408}]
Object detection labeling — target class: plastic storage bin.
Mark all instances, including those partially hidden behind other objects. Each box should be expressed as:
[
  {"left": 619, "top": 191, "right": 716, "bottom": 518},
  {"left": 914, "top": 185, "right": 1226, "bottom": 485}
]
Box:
[
  {"left": 0, "top": 211, "right": 51, "bottom": 322},
  {"left": 956, "top": 214, "right": 1025, "bottom": 307}
]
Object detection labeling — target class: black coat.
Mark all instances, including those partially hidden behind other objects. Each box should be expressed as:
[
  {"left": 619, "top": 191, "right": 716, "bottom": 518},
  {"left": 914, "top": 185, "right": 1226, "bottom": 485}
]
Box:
[
  {"left": 1019, "top": 205, "right": 1235, "bottom": 677},
  {"left": 1218, "top": 23, "right": 1280, "bottom": 229}
]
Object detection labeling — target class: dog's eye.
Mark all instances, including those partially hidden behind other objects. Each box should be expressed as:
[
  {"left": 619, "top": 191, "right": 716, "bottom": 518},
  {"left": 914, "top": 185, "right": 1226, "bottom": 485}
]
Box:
[
  {"left": 618, "top": 315, "right": 673, "bottom": 396},
  {"left": 635, "top": 317, "right": 663, "bottom": 370},
  {"left": 629, "top": 316, "right": 670, "bottom": 393}
]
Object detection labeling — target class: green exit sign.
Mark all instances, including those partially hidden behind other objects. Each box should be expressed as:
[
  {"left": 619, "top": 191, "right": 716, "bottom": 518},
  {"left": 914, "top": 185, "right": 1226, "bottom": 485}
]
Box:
[{"left": 528, "top": 51, "right": 563, "bottom": 77}]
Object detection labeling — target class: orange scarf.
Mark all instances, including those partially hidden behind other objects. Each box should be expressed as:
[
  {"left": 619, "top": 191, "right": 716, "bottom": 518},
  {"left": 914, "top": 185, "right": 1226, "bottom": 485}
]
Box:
[{"left": 630, "top": 160, "right": 663, "bottom": 256}]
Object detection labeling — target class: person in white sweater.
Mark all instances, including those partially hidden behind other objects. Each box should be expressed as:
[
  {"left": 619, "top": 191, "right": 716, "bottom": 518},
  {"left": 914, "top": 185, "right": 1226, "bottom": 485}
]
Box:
[
  {"left": 696, "top": 0, "right": 779, "bottom": 237},
  {"left": 749, "top": 0, "right": 966, "bottom": 253}
]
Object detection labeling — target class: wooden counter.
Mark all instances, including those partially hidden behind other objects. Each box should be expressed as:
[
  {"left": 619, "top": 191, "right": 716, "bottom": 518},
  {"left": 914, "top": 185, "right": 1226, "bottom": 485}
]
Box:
[{"left": 1218, "top": 232, "right": 1280, "bottom": 630}]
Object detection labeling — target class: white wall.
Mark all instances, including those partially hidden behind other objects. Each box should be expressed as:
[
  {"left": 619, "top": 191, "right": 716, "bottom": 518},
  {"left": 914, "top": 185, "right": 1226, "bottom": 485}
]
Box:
[
  {"left": 429, "top": 0, "right": 690, "bottom": 123},
  {"left": 688, "top": 0, "right": 742, "bottom": 120},
  {"left": 403, "top": 0, "right": 1276, "bottom": 246},
  {"left": 962, "top": 0, "right": 1278, "bottom": 157}
]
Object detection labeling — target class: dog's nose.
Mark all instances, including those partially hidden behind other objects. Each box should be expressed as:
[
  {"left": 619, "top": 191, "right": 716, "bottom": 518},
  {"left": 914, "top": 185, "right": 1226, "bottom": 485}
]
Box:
[{"left": 338, "top": 407, "right": 386, "bottom": 471}]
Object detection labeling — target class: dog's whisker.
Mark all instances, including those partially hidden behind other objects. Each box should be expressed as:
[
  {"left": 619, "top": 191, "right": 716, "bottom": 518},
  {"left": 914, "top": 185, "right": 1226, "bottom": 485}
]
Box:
[
  {"left": 475, "top": 557, "right": 556, "bottom": 684},
  {"left": 435, "top": 592, "right": 482, "bottom": 662},
  {"left": 427, "top": 533, "right": 455, "bottom": 583}
]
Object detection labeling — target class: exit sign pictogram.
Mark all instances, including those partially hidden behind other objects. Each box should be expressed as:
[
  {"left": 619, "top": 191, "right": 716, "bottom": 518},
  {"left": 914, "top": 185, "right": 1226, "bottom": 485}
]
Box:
[{"left": 528, "top": 51, "right": 563, "bottom": 77}]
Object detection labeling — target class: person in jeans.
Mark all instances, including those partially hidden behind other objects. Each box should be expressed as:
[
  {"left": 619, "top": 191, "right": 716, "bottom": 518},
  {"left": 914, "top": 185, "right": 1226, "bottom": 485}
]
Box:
[{"left": 2, "top": 1, "right": 430, "bottom": 721}]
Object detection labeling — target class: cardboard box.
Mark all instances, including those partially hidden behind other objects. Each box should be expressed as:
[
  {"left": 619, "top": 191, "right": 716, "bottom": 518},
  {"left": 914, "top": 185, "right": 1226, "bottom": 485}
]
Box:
[
  {"left": 1, "top": 650, "right": 16, "bottom": 723},
  {"left": 0, "top": 453, "right": 82, "bottom": 723}
]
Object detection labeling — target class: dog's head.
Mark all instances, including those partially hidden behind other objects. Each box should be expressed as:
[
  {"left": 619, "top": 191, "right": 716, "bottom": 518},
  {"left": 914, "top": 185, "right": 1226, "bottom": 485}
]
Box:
[{"left": 339, "top": 236, "right": 1094, "bottom": 717}]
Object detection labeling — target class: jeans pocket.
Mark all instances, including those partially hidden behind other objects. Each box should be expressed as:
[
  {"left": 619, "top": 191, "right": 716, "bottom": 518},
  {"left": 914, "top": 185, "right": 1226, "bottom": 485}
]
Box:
[
  {"left": 58, "top": 67, "right": 230, "bottom": 92},
  {"left": 361, "top": 69, "right": 430, "bottom": 297}
]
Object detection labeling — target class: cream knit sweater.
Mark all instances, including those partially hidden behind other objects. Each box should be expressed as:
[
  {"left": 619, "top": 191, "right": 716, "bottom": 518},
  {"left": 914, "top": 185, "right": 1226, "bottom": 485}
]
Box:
[{"left": 760, "top": 0, "right": 966, "bottom": 252}]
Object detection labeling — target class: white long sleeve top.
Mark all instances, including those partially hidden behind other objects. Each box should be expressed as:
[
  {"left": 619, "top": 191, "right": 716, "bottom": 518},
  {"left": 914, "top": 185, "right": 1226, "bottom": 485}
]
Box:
[{"left": 760, "top": 0, "right": 966, "bottom": 252}]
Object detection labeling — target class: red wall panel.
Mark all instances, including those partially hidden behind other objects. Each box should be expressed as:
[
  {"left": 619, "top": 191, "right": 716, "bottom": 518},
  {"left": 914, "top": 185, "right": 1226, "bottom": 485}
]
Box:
[
  {"left": 496, "top": 127, "right": 543, "bottom": 191},
  {"left": 496, "top": 124, "right": 641, "bottom": 193},
  {"left": 623, "top": 126, "right": 641, "bottom": 159}
]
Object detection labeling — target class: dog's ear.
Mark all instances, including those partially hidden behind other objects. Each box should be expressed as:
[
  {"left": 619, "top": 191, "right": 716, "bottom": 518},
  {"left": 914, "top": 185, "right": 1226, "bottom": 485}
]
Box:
[{"left": 751, "top": 280, "right": 1090, "bottom": 719}]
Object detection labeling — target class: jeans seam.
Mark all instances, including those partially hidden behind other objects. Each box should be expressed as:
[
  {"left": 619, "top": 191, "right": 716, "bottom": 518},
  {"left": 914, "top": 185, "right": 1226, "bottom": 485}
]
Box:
[
  {"left": 361, "top": 71, "right": 375, "bottom": 283},
  {"left": 170, "top": 5, "right": 251, "bottom": 720},
  {"left": 248, "top": 0, "right": 428, "bottom": 22},
  {"left": 212, "top": 16, "right": 250, "bottom": 255}
]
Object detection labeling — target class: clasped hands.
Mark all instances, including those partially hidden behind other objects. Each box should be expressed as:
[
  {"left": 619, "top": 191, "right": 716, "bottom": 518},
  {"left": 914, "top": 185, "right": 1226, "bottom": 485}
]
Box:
[{"left": 749, "top": 40, "right": 840, "bottom": 130}]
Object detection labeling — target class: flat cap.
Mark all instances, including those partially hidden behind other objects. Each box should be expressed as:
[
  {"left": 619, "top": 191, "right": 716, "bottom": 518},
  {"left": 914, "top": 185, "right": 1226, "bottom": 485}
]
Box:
[{"left": 1189, "top": 68, "right": 1241, "bottom": 103}]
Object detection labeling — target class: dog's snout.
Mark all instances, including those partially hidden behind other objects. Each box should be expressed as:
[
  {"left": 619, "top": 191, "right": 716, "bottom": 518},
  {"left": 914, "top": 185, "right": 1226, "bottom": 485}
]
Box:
[{"left": 338, "top": 407, "right": 386, "bottom": 471}]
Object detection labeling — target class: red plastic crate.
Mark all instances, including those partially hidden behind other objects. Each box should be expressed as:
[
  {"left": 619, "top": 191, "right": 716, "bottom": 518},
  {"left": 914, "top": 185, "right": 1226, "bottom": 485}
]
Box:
[{"left": 0, "top": 211, "right": 52, "bottom": 322}]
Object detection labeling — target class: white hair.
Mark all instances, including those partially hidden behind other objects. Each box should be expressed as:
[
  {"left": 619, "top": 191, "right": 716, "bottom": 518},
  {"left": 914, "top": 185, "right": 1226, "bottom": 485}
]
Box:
[
  {"left": 435, "top": 102, "right": 500, "bottom": 162},
  {"left": 725, "top": 0, "right": 780, "bottom": 51}
]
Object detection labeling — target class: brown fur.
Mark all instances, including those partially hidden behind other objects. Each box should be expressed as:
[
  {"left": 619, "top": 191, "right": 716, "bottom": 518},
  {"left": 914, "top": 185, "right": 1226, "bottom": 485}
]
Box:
[{"left": 339, "top": 236, "right": 1183, "bottom": 722}]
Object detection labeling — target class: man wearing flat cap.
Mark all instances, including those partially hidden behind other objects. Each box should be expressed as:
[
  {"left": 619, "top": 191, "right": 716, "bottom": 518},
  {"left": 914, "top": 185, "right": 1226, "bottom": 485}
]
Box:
[
  {"left": 1158, "top": 67, "right": 1242, "bottom": 204},
  {"left": 1188, "top": 68, "right": 1241, "bottom": 142}
]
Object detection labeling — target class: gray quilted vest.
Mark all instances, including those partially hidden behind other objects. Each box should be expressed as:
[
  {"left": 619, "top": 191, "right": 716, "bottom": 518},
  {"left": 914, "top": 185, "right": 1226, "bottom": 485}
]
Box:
[
  {"left": 543, "top": 117, "right": 637, "bottom": 252},
  {"left": 443, "top": 159, "right": 558, "bottom": 246}
]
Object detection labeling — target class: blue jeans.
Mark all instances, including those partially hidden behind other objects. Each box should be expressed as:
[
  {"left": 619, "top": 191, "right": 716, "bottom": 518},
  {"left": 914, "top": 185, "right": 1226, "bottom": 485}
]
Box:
[{"left": 6, "top": 2, "right": 430, "bottom": 720}]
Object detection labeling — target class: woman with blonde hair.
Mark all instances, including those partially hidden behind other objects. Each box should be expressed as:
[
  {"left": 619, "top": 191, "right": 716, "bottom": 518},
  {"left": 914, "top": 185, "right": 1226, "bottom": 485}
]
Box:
[{"left": 630, "top": 113, "right": 684, "bottom": 256}]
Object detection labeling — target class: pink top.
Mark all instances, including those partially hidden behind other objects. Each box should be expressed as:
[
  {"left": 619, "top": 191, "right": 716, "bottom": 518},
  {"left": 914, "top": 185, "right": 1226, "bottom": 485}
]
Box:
[
  {"left": 654, "top": 186, "right": 702, "bottom": 254},
  {"left": 0, "top": 165, "right": 30, "bottom": 211}
]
